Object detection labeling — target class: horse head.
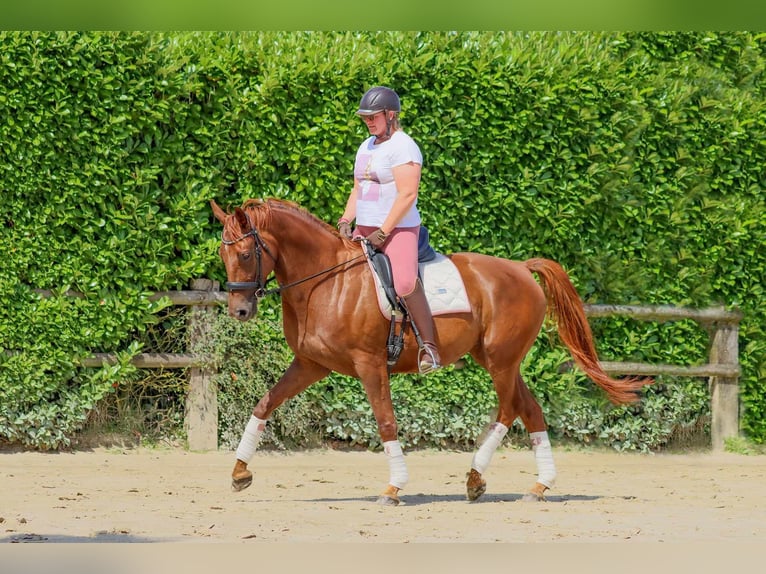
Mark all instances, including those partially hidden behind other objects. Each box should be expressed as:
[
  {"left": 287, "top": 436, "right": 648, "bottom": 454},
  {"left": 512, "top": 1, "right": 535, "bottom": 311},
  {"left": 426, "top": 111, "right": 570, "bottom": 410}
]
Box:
[{"left": 211, "top": 199, "right": 277, "bottom": 321}]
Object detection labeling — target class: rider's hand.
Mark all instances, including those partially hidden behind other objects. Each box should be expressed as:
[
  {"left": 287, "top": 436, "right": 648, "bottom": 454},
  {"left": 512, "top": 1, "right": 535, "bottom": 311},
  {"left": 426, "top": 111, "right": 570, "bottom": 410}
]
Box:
[
  {"left": 365, "top": 228, "right": 389, "bottom": 249},
  {"left": 337, "top": 219, "right": 353, "bottom": 239}
]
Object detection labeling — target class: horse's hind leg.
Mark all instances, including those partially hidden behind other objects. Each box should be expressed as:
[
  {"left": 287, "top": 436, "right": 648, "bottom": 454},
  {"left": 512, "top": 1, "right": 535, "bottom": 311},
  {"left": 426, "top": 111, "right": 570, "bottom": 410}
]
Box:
[
  {"left": 465, "top": 366, "right": 519, "bottom": 502},
  {"left": 232, "top": 357, "right": 330, "bottom": 492},
  {"left": 466, "top": 420, "right": 508, "bottom": 501},
  {"left": 515, "top": 374, "right": 556, "bottom": 501},
  {"left": 466, "top": 369, "right": 555, "bottom": 502}
]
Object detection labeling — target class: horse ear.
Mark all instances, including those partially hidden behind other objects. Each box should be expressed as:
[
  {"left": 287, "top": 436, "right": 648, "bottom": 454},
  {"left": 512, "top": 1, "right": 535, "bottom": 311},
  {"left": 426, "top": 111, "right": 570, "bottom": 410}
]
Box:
[
  {"left": 234, "top": 207, "right": 250, "bottom": 230},
  {"left": 210, "top": 200, "right": 227, "bottom": 224}
]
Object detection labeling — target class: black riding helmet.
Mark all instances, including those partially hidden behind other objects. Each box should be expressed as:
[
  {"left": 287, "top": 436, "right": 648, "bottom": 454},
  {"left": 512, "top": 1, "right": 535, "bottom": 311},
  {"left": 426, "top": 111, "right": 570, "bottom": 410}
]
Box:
[
  {"left": 356, "top": 86, "right": 401, "bottom": 115},
  {"left": 356, "top": 86, "right": 400, "bottom": 139}
]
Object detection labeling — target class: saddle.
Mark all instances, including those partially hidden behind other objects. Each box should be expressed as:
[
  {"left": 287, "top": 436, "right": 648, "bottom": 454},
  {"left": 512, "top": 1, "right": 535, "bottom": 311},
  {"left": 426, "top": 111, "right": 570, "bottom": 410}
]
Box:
[{"left": 365, "top": 226, "right": 438, "bottom": 370}]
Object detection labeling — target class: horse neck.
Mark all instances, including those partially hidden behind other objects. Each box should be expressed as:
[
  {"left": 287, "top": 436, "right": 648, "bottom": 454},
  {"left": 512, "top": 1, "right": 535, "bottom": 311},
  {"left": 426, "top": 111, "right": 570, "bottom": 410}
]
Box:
[{"left": 263, "top": 206, "right": 352, "bottom": 287}]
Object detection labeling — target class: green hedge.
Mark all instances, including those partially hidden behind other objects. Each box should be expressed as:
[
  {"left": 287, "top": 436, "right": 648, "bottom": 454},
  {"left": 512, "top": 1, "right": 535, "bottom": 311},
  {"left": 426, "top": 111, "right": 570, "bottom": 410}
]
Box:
[{"left": 1, "top": 31, "right": 764, "bottom": 450}]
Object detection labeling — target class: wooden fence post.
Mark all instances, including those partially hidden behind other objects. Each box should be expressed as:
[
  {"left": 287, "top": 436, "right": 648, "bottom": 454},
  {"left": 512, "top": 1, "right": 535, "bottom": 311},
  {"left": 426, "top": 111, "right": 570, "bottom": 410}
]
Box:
[
  {"left": 709, "top": 320, "right": 740, "bottom": 451},
  {"left": 184, "top": 279, "right": 219, "bottom": 451}
]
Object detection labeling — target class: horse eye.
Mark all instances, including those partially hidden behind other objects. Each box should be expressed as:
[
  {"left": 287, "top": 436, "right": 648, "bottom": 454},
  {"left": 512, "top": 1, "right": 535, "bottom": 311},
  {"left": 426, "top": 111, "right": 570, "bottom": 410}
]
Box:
[{"left": 240, "top": 251, "right": 251, "bottom": 260}]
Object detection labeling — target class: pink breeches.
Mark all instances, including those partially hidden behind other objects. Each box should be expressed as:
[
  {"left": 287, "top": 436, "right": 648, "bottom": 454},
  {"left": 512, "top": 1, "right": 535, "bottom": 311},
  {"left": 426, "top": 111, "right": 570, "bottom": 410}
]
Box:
[{"left": 355, "top": 225, "right": 420, "bottom": 296}]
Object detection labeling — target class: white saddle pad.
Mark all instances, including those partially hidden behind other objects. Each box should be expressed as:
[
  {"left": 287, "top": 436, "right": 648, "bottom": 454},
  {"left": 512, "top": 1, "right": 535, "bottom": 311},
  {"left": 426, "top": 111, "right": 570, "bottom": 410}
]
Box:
[{"left": 369, "top": 253, "right": 472, "bottom": 319}]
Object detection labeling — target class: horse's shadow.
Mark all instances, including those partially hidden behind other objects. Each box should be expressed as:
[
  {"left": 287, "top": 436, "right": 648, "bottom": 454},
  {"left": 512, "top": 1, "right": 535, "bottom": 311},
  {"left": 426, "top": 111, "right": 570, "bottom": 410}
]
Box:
[
  {"left": 0, "top": 532, "right": 169, "bottom": 543},
  {"left": 297, "top": 492, "right": 617, "bottom": 506}
]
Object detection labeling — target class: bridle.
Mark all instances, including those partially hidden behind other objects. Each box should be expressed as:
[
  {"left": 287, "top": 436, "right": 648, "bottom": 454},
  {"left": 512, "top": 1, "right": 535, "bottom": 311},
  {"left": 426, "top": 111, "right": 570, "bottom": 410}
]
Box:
[
  {"left": 221, "top": 211, "right": 277, "bottom": 298},
  {"left": 221, "top": 210, "right": 365, "bottom": 299}
]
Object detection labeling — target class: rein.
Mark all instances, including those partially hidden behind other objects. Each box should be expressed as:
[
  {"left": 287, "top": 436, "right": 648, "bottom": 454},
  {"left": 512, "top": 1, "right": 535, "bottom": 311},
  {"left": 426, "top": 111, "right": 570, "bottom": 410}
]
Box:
[
  {"left": 222, "top": 211, "right": 365, "bottom": 299},
  {"left": 263, "top": 254, "right": 366, "bottom": 296}
]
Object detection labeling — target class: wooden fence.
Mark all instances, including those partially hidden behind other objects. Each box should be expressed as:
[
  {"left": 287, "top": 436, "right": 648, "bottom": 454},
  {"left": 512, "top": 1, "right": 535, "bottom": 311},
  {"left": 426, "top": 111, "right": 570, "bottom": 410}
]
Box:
[{"left": 79, "top": 280, "right": 743, "bottom": 452}]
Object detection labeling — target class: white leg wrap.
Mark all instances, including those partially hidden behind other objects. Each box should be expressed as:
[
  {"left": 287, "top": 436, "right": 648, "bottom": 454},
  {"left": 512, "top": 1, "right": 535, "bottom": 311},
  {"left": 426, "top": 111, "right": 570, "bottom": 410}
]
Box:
[
  {"left": 530, "top": 430, "right": 556, "bottom": 488},
  {"left": 383, "top": 440, "right": 409, "bottom": 490},
  {"left": 471, "top": 422, "right": 509, "bottom": 474},
  {"left": 235, "top": 415, "right": 268, "bottom": 464}
]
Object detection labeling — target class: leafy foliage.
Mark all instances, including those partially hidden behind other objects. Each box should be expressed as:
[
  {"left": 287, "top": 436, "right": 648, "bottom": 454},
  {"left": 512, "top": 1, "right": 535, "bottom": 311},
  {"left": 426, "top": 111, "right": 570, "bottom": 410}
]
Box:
[
  {"left": 190, "top": 299, "right": 321, "bottom": 451},
  {"left": 2, "top": 31, "right": 764, "bottom": 450}
]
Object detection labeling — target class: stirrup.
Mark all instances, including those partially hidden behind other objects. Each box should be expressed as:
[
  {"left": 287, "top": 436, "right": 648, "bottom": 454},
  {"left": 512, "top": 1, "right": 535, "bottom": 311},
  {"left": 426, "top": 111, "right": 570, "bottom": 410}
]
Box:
[{"left": 418, "top": 345, "right": 442, "bottom": 375}]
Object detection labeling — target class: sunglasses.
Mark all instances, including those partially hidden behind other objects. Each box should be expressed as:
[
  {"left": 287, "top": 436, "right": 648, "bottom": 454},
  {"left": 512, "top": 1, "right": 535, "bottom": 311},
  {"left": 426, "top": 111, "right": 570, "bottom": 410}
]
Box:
[{"left": 359, "top": 112, "right": 384, "bottom": 122}]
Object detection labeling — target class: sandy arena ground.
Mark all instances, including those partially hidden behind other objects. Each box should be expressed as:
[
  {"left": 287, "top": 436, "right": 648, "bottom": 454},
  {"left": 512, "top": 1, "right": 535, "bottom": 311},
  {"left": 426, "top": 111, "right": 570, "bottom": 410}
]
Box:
[{"left": 1, "top": 446, "right": 764, "bottom": 545}]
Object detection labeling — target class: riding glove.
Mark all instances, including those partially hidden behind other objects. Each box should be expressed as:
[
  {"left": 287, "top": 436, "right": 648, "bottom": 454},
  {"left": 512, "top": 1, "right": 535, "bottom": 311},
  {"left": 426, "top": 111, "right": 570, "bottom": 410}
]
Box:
[
  {"left": 366, "top": 228, "right": 389, "bottom": 249},
  {"left": 337, "top": 219, "right": 353, "bottom": 239}
]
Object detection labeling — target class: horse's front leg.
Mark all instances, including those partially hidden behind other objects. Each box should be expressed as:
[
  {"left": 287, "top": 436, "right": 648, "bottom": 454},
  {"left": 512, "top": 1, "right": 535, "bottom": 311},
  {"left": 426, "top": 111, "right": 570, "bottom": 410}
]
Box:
[
  {"left": 232, "top": 357, "right": 330, "bottom": 492},
  {"left": 360, "top": 368, "right": 407, "bottom": 506}
]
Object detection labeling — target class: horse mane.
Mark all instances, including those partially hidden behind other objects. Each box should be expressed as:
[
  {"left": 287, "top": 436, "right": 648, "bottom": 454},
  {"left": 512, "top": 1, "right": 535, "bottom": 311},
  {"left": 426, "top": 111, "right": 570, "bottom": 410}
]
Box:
[{"left": 239, "top": 198, "right": 342, "bottom": 238}]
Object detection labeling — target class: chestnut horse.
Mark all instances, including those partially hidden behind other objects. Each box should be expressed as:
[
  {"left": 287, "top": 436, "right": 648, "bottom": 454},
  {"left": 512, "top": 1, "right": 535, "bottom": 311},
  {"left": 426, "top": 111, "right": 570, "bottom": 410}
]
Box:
[{"left": 212, "top": 198, "right": 651, "bottom": 505}]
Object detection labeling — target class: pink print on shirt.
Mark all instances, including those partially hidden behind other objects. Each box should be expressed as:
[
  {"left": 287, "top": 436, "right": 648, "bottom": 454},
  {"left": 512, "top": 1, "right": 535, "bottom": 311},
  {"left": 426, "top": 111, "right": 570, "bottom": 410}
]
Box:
[
  {"left": 360, "top": 182, "right": 381, "bottom": 201},
  {"left": 354, "top": 153, "right": 381, "bottom": 201}
]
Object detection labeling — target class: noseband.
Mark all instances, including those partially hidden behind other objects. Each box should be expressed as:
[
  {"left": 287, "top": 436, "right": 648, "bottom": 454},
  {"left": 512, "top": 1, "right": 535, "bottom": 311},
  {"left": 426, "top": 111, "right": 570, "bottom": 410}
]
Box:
[{"left": 221, "top": 212, "right": 278, "bottom": 298}]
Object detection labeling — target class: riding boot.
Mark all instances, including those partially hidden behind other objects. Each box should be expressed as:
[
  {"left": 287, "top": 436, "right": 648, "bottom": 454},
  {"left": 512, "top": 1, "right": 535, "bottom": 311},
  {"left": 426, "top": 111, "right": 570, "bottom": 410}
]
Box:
[{"left": 402, "top": 279, "right": 442, "bottom": 374}]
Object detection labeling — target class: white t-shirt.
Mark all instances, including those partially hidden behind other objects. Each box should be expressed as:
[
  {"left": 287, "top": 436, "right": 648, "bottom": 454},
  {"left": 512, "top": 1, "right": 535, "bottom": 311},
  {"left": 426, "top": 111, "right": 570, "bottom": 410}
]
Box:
[{"left": 353, "top": 130, "right": 422, "bottom": 228}]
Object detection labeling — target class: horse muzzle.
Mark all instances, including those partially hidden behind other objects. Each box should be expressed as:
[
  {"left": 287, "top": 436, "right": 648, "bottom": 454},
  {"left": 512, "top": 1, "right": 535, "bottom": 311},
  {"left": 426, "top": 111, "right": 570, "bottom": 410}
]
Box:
[
  {"left": 226, "top": 281, "right": 261, "bottom": 321},
  {"left": 230, "top": 297, "right": 257, "bottom": 321}
]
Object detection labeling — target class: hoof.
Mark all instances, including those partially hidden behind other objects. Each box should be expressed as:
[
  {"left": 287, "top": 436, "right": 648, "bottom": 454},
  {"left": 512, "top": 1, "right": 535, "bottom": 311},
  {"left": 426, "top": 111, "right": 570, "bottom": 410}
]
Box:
[
  {"left": 521, "top": 492, "right": 546, "bottom": 502},
  {"left": 466, "top": 469, "right": 487, "bottom": 502},
  {"left": 376, "top": 495, "right": 400, "bottom": 506},
  {"left": 522, "top": 483, "right": 548, "bottom": 502},
  {"left": 231, "top": 471, "right": 253, "bottom": 492},
  {"left": 377, "top": 485, "right": 401, "bottom": 506}
]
